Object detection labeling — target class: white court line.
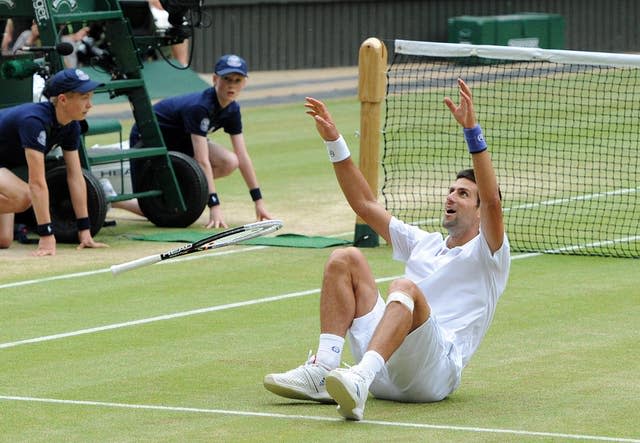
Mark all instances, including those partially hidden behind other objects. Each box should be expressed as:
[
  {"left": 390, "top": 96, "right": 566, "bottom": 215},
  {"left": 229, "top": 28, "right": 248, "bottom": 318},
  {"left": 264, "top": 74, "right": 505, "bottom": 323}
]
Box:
[
  {"left": 0, "top": 234, "right": 636, "bottom": 350},
  {"left": 409, "top": 186, "right": 640, "bottom": 226},
  {"left": 0, "top": 275, "right": 397, "bottom": 350},
  {"left": 0, "top": 395, "right": 637, "bottom": 442},
  {"left": 545, "top": 236, "right": 640, "bottom": 254},
  {"left": 1, "top": 247, "right": 636, "bottom": 441},
  {"left": 505, "top": 186, "right": 640, "bottom": 212},
  {"left": 0, "top": 245, "right": 267, "bottom": 290},
  {"left": 0, "top": 251, "right": 543, "bottom": 351}
]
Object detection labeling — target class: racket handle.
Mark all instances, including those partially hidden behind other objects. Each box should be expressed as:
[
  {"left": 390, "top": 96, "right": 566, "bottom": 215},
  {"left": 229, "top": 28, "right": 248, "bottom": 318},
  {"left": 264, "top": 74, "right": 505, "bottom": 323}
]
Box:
[{"left": 110, "top": 254, "right": 162, "bottom": 275}]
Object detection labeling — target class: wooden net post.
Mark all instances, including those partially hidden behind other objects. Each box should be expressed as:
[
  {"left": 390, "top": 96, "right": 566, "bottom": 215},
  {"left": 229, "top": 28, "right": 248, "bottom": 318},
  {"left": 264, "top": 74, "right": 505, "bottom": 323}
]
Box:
[{"left": 354, "top": 37, "right": 387, "bottom": 247}]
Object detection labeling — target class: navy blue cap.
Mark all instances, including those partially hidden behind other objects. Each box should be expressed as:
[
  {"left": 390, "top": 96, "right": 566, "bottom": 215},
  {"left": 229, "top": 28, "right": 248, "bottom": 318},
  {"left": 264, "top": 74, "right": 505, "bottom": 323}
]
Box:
[
  {"left": 214, "top": 54, "right": 248, "bottom": 77},
  {"left": 44, "top": 68, "right": 104, "bottom": 98}
]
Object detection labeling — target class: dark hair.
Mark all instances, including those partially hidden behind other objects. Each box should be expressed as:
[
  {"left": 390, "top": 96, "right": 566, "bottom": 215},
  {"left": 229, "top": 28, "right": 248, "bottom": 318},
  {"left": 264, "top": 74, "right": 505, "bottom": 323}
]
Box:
[
  {"left": 455, "top": 168, "right": 502, "bottom": 205},
  {"left": 456, "top": 168, "right": 476, "bottom": 184}
]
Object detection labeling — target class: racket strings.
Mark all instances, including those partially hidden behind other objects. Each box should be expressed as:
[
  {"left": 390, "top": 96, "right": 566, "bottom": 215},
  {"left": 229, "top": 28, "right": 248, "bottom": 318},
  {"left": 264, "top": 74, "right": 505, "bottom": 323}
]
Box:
[{"left": 201, "top": 221, "right": 282, "bottom": 250}]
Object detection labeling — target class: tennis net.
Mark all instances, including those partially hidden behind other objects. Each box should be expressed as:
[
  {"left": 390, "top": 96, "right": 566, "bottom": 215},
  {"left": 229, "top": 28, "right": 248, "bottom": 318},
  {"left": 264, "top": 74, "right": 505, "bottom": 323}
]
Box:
[{"left": 383, "top": 40, "right": 640, "bottom": 257}]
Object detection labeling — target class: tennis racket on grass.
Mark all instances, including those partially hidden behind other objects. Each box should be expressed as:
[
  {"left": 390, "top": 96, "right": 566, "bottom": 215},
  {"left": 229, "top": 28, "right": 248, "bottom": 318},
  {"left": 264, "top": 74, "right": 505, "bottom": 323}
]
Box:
[{"left": 111, "top": 219, "right": 283, "bottom": 275}]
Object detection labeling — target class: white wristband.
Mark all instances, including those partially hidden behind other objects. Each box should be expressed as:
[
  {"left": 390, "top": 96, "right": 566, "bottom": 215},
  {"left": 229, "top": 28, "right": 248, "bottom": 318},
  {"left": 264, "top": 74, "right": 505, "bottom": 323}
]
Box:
[{"left": 324, "top": 135, "right": 351, "bottom": 163}]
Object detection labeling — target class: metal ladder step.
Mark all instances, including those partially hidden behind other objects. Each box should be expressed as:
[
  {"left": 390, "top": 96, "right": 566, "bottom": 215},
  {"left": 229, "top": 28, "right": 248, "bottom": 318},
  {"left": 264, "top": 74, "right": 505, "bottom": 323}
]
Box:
[
  {"left": 87, "top": 147, "right": 168, "bottom": 165},
  {"left": 52, "top": 11, "right": 124, "bottom": 24},
  {"left": 108, "top": 190, "right": 163, "bottom": 202},
  {"left": 95, "top": 79, "right": 146, "bottom": 94}
]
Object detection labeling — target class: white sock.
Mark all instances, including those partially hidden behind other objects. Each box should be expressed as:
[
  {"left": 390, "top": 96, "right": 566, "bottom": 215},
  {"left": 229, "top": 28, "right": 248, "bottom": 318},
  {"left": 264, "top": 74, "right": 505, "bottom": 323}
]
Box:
[
  {"left": 353, "top": 350, "right": 385, "bottom": 385},
  {"left": 315, "top": 333, "right": 344, "bottom": 370}
]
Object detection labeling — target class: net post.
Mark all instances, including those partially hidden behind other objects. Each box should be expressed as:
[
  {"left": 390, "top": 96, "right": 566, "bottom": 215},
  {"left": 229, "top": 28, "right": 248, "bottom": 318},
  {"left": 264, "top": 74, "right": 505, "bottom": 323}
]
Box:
[{"left": 355, "top": 37, "right": 387, "bottom": 247}]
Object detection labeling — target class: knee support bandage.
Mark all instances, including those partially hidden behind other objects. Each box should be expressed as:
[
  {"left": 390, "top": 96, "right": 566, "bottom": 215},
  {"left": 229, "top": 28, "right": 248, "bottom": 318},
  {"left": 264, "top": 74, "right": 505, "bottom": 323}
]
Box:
[{"left": 386, "top": 291, "right": 414, "bottom": 313}]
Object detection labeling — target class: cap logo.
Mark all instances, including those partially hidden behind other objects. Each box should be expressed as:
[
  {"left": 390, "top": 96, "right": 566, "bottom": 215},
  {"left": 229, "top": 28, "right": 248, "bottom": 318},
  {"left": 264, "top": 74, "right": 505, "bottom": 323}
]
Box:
[
  {"left": 226, "top": 55, "right": 243, "bottom": 68},
  {"left": 0, "top": 0, "right": 16, "bottom": 9},
  {"left": 75, "top": 69, "right": 89, "bottom": 81}
]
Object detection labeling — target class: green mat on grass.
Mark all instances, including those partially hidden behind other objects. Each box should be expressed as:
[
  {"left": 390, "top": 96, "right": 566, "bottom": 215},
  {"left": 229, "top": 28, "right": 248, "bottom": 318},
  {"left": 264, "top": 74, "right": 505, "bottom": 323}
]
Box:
[{"left": 128, "top": 231, "right": 351, "bottom": 248}]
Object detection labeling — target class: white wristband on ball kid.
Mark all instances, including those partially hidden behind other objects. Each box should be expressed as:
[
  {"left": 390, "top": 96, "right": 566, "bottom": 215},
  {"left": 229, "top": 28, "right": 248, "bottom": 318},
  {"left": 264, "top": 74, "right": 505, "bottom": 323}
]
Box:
[{"left": 324, "top": 134, "right": 351, "bottom": 163}]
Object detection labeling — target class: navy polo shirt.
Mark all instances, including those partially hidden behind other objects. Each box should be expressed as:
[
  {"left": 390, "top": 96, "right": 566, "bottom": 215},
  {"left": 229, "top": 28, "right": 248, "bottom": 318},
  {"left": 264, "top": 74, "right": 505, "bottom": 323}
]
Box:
[
  {"left": 0, "top": 102, "right": 81, "bottom": 169},
  {"left": 130, "top": 88, "right": 242, "bottom": 156}
]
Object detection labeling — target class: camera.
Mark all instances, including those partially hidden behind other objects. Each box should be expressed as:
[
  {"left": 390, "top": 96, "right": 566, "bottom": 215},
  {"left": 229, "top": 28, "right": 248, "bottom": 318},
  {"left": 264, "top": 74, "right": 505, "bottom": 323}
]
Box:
[{"left": 159, "top": 0, "right": 203, "bottom": 39}]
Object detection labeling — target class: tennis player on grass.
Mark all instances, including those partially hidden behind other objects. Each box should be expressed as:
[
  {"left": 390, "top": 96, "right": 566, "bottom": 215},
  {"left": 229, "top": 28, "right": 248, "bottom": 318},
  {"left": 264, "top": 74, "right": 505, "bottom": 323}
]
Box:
[
  {"left": 264, "top": 79, "right": 510, "bottom": 421},
  {"left": 0, "top": 68, "right": 108, "bottom": 256}
]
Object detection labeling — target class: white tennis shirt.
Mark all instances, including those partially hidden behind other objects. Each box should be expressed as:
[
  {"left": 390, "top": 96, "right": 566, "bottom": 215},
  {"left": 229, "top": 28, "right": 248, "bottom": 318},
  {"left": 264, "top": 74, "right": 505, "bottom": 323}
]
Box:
[{"left": 389, "top": 216, "right": 511, "bottom": 367}]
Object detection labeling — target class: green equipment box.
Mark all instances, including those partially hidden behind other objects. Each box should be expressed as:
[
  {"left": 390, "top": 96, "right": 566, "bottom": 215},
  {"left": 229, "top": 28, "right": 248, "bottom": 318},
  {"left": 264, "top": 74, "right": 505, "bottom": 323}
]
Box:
[{"left": 448, "top": 13, "right": 565, "bottom": 49}]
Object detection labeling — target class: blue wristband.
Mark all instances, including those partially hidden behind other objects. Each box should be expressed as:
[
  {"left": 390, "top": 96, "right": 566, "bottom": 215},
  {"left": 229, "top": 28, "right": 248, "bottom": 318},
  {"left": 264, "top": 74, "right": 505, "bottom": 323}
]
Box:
[{"left": 463, "top": 125, "right": 488, "bottom": 154}]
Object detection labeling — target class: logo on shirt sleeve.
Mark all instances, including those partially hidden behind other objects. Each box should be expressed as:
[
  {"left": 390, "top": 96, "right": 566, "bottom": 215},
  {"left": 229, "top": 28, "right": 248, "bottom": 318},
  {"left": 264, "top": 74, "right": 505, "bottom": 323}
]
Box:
[
  {"left": 200, "top": 118, "right": 210, "bottom": 133},
  {"left": 37, "top": 130, "right": 47, "bottom": 147}
]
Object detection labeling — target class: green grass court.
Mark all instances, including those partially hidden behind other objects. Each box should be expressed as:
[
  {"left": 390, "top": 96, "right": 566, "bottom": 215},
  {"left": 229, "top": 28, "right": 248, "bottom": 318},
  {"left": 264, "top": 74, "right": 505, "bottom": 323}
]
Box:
[{"left": 1, "top": 98, "right": 638, "bottom": 442}]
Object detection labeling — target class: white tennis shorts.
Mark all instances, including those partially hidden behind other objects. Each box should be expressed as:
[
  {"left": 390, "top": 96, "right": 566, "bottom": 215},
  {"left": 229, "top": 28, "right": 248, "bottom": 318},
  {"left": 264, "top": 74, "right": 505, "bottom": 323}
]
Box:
[{"left": 347, "top": 295, "right": 462, "bottom": 402}]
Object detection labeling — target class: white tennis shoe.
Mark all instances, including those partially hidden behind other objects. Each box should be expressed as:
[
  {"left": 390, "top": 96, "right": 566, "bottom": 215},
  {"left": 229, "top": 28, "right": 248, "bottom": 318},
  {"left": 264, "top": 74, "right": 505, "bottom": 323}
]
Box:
[
  {"left": 99, "top": 178, "right": 117, "bottom": 197},
  {"left": 325, "top": 367, "right": 369, "bottom": 421},
  {"left": 263, "top": 353, "right": 335, "bottom": 404}
]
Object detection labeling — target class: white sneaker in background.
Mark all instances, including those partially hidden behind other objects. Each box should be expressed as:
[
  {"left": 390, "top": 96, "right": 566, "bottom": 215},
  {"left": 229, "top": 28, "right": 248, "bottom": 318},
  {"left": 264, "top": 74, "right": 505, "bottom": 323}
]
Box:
[{"left": 99, "top": 178, "right": 117, "bottom": 197}]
